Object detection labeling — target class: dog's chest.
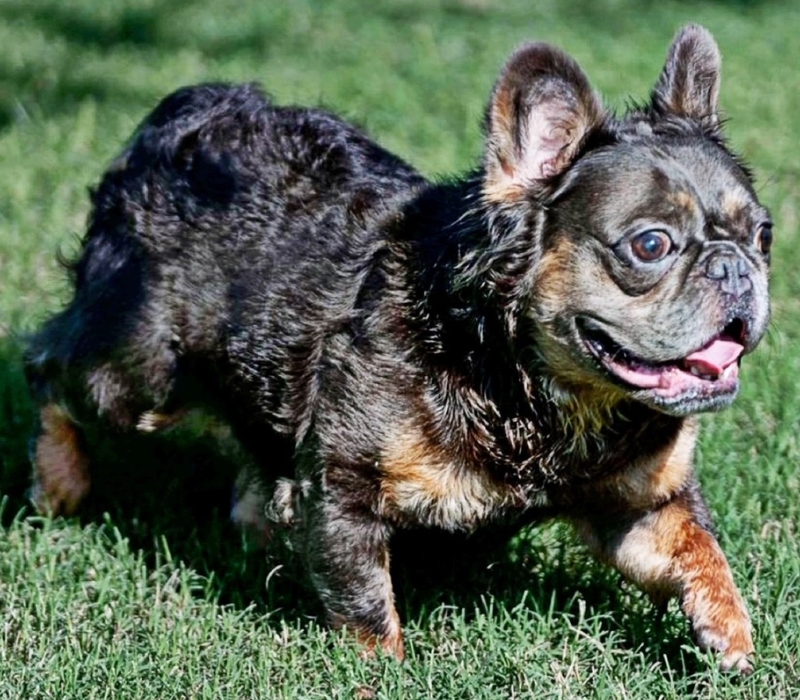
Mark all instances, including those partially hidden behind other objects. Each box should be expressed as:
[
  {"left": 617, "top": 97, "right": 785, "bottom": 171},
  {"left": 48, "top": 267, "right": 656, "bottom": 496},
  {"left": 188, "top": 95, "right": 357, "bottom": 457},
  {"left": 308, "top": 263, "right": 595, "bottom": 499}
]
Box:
[
  {"left": 374, "top": 410, "right": 688, "bottom": 531},
  {"left": 377, "top": 422, "right": 547, "bottom": 530}
]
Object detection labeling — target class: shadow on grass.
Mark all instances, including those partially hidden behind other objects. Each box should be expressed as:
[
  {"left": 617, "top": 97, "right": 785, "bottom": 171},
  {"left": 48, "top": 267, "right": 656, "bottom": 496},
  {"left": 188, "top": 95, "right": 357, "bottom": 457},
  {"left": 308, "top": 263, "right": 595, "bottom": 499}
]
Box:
[
  {"left": 75, "top": 444, "right": 705, "bottom": 674},
  {"left": 391, "top": 525, "right": 702, "bottom": 673},
  {"left": 0, "top": 335, "right": 36, "bottom": 504}
]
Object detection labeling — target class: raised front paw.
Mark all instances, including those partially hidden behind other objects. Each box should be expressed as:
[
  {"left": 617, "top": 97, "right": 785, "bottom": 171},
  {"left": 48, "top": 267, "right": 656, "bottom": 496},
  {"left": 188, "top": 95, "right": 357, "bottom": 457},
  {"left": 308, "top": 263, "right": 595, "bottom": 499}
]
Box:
[{"left": 686, "top": 586, "right": 754, "bottom": 673}]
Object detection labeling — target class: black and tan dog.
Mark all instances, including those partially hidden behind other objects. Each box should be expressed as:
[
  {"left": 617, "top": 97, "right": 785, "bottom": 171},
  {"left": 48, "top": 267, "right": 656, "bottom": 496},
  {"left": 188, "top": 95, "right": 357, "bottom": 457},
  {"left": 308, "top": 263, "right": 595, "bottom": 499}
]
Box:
[{"left": 25, "top": 26, "right": 770, "bottom": 672}]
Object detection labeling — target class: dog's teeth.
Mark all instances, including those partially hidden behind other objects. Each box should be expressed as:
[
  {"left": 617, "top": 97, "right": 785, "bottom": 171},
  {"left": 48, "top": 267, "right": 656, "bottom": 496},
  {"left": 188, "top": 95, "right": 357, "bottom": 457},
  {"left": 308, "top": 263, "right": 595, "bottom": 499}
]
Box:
[
  {"left": 591, "top": 340, "right": 608, "bottom": 357},
  {"left": 687, "top": 365, "right": 717, "bottom": 381}
]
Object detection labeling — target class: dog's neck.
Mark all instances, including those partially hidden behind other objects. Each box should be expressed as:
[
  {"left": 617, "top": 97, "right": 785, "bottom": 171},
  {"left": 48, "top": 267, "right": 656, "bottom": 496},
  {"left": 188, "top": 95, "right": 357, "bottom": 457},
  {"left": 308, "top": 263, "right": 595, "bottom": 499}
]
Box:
[
  {"left": 395, "top": 179, "right": 684, "bottom": 487},
  {"left": 441, "top": 364, "right": 684, "bottom": 489}
]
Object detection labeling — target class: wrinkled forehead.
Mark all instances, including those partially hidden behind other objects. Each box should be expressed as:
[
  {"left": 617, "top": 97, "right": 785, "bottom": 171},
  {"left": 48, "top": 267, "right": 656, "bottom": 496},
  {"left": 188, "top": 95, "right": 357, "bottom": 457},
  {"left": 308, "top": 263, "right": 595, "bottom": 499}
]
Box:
[{"left": 556, "top": 139, "right": 767, "bottom": 230}]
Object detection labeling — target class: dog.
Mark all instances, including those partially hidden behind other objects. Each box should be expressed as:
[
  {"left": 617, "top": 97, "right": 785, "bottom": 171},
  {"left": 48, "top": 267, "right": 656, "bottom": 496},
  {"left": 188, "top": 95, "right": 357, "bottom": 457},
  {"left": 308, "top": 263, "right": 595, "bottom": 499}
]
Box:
[{"left": 25, "top": 25, "right": 770, "bottom": 673}]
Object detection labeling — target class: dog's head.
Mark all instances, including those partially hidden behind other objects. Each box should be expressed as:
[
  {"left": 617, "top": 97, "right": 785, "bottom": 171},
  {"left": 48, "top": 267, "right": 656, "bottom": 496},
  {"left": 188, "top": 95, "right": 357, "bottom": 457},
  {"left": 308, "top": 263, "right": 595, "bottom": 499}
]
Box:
[{"left": 469, "top": 25, "right": 771, "bottom": 417}]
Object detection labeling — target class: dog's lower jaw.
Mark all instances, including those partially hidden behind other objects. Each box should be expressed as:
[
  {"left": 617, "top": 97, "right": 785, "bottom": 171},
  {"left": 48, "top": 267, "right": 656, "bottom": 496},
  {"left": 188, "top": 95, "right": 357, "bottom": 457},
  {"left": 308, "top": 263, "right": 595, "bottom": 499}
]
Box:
[
  {"left": 636, "top": 385, "right": 741, "bottom": 418},
  {"left": 547, "top": 365, "right": 740, "bottom": 423}
]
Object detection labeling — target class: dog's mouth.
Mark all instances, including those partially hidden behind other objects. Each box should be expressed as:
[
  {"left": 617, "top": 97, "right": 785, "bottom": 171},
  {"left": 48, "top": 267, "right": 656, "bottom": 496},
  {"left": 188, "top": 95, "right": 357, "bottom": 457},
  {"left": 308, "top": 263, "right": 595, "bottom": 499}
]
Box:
[{"left": 578, "top": 317, "right": 746, "bottom": 404}]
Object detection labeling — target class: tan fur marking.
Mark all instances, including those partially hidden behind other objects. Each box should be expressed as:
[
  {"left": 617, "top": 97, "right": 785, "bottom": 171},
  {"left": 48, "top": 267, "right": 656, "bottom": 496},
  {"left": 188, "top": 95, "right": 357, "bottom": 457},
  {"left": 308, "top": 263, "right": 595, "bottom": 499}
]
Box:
[
  {"left": 721, "top": 189, "right": 746, "bottom": 221},
  {"left": 666, "top": 504, "right": 754, "bottom": 671},
  {"left": 482, "top": 180, "right": 529, "bottom": 205},
  {"left": 668, "top": 190, "right": 699, "bottom": 216},
  {"left": 553, "top": 387, "right": 625, "bottom": 446},
  {"left": 33, "top": 405, "right": 91, "bottom": 516},
  {"left": 380, "top": 423, "right": 512, "bottom": 530},
  {"left": 532, "top": 236, "right": 629, "bottom": 433},
  {"left": 483, "top": 86, "right": 529, "bottom": 204},
  {"left": 531, "top": 236, "right": 575, "bottom": 325},
  {"left": 491, "top": 88, "right": 514, "bottom": 139},
  {"left": 329, "top": 549, "right": 405, "bottom": 661},
  {"left": 595, "top": 517, "right": 675, "bottom": 597},
  {"left": 648, "top": 419, "right": 697, "bottom": 499}
]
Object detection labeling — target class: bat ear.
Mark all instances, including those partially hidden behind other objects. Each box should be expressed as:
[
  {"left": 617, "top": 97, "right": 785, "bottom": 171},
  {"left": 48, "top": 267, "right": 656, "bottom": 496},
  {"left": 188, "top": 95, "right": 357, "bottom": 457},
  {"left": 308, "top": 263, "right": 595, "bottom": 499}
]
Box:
[
  {"left": 482, "top": 43, "right": 605, "bottom": 202},
  {"left": 651, "top": 25, "right": 722, "bottom": 132}
]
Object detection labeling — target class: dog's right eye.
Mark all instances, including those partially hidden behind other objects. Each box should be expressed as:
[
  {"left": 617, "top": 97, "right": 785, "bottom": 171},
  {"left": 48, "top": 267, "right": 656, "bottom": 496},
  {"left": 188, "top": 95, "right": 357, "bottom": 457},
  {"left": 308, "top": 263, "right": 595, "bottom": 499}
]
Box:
[
  {"left": 630, "top": 230, "right": 672, "bottom": 262},
  {"left": 755, "top": 223, "right": 773, "bottom": 256}
]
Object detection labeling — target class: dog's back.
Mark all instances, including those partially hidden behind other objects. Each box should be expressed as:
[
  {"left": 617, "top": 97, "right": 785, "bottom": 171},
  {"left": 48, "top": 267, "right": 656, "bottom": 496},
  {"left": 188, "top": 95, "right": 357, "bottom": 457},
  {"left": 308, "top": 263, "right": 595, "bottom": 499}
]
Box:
[
  {"left": 24, "top": 83, "right": 428, "bottom": 513},
  {"left": 27, "top": 84, "right": 424, "bottom": 432}
]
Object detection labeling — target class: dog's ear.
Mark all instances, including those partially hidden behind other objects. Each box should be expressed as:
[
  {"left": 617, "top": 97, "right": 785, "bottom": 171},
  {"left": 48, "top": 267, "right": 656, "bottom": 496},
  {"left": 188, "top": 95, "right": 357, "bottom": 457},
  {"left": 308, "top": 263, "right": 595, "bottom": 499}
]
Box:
[
  {"left": 651, "top": 25, "right": 721, "bottom": 131},
  {"left": 483, "top": 43, "right": 604, "bottom": 202}
]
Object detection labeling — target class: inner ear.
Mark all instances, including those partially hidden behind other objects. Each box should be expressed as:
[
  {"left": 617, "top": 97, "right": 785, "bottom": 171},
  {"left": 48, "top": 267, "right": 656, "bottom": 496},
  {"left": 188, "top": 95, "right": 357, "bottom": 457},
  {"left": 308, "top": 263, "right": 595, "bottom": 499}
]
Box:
[
  {"left": 483, "top": 43, "right": 604, "bottom": 202},
  {"left": 651, "top": 25, "right": 721, "bottom": 129}
]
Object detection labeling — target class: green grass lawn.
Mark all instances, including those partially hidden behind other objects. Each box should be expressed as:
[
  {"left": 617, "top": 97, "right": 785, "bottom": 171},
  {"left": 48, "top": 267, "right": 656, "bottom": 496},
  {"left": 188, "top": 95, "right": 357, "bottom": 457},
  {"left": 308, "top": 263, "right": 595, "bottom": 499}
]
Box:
[{"left": 2, "top": 0, "right": 800, "bottom": 697}]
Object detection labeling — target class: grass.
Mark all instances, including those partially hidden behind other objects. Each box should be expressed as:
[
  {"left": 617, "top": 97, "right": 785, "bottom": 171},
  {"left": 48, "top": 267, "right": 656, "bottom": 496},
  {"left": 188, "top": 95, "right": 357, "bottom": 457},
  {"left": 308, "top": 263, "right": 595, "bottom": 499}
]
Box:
[{"left": 1, "top": 0, "right": 800, "bottom": 697}]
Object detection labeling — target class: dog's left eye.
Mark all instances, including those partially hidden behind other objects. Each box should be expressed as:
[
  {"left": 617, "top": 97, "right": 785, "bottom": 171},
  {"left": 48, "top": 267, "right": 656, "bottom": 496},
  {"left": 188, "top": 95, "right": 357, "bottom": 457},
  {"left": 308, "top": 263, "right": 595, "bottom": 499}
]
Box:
[{"left": 630, "top": 230, "right": 672, "bottom": 262}]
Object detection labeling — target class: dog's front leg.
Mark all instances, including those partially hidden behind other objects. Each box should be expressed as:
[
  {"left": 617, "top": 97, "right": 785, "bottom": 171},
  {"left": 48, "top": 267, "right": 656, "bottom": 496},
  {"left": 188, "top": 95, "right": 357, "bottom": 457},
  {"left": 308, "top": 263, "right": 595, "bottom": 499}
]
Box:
[
  {"left": 576, "top": 483, "right": 753, "bottom": 672},
  {"left": 294, "top": 480, "right": 404, "bottom": 659}
]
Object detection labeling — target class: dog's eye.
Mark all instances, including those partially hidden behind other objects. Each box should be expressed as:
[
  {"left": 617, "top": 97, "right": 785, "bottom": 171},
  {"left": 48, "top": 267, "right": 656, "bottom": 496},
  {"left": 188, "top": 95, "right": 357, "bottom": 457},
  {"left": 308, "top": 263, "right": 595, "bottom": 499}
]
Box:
[
  {"left": 630, "top": 230, "right": 672, "bottom": 262},
  {"left": 755, "top": 223, "right": 773, "bottom": 255}
]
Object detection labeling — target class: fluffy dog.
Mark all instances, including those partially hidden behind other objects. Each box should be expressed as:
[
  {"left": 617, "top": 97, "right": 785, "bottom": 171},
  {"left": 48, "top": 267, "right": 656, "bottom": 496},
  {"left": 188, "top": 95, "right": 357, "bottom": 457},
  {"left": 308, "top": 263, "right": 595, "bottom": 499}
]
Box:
[{"left": 26, "top": 25, "right": 770, "bottom": 672}]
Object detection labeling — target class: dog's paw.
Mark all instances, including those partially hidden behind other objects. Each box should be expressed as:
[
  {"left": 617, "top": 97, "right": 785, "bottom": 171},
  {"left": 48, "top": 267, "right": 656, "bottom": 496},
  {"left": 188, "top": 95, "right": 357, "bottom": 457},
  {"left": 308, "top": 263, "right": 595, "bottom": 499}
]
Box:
[
  {"left": 692, "top": 603, "right": 754, "bottom": 673},
  {"left": 338, "top": 608, "right": 405, "bottom": 662},
  {"left": 30, "top": 466, "right": 91, "bottom": 517},
  {"left": 722, "top": 650, "right": 754, "bottom": 675}
]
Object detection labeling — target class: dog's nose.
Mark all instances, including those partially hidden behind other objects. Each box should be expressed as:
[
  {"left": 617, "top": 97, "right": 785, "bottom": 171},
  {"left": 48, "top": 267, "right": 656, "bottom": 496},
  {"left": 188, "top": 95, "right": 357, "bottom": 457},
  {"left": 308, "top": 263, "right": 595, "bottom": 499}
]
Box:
[{"left": 703, "top": 249, "right": 753, "bottom": 299}]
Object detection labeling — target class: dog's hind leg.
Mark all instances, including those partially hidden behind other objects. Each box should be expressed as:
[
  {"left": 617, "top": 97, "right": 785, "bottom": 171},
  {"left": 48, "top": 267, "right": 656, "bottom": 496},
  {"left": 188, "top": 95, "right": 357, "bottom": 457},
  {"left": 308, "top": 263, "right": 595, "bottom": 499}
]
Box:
[
  {"left": 24, "top": 266, "right": 182, "bottom": 515},
  {"left": 26, "top": 354, "right": 185, "bottom": 515},
  {"left": 25, "top": 336, "right": 186, "bottom": 516},
  {"left": 29, "top": 404, "right": 91, "bottom": 516},
  {"left": 25, "top": 311, "right": 100, "bottom": 516}
]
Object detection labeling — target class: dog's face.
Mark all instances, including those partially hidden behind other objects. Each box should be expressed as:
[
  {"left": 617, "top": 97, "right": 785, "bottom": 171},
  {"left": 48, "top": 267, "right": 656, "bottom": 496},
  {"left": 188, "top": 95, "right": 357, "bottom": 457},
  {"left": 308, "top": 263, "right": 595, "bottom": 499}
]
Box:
[
  {"left": 535, "top": 139, "right": 772, "bottom": 416},
  {"left": 479, "top": 26, "right": 771, "bottom": 416}
]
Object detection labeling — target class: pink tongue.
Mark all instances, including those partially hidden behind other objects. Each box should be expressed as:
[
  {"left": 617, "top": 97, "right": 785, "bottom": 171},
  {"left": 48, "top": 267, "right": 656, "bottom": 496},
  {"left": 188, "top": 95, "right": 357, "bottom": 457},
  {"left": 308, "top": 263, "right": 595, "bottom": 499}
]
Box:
[{"left": 684, "top": 336, "right": 744, "bottom": 375}]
